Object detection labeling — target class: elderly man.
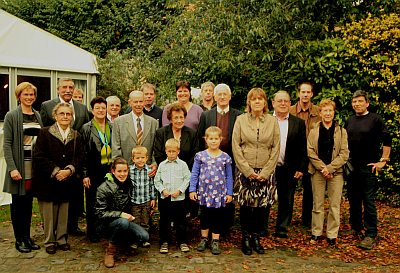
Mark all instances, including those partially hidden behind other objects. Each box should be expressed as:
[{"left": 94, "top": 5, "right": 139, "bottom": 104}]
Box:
[
  {"left": 197, "top": 83, "right": 242, "bottom": 234},
  {"left": 40, "top": 78, "right": 90, "bottom": 130},
  {"left": 289, "top": 81, "right": 321, "bottom": 228},
  {"left": 112, "top": 90, "right": 158, "bottom": 175},
  {"left": 199, "top": 81, "right": 216, "bottom": 111},
  {"left": 271, "top": 91, "right": 307, "bottom": 238},
  {"left": 106, "top": 96, "right": 121, "bottom": 123},
  {"left": 40, "top": 78, "right": 90, "bottom": 236},
  {"left": 346, "top": 90, "right": 391, "bottom": 250}
]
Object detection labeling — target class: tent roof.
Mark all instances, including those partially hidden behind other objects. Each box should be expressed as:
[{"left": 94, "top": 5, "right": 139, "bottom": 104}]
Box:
[{"left": 0, "top": 9, "right": 99, "bottom": 74}]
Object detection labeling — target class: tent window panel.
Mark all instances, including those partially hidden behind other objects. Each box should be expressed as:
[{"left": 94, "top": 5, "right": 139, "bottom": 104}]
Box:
[
  {"left": 0, "top": 74, "right": 9, "bottom": 121},
  {"left": 17, "top": 75, "right": 50, "bottom": 112}
]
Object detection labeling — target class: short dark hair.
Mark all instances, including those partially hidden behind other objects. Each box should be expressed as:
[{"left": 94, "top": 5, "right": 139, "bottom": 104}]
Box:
[
  {"left": 298, "top": 81, "right": 314, "bottom": 93},
  {"left": 352, "top": 90, "right": 369, "bottom": 102},
  {"left": 176, "top": 80, "right": 191, "bottom": 92},
  {"left": 90, "top": 96, "right": 107, "bottom": 109},
  {"left": 111, "top": 157, "right": 128, "bottom": 171},
  {"left": 166, "top": 103, "right": 187, "bottom": 121}
]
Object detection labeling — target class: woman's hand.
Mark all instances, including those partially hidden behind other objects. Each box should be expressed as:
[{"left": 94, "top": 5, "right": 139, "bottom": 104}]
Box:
[
  {"left": 226, "top": 195, "right": 233, "bottom": 203},
  {"left": 83, "top": 177, "right": 91, "bottom": 188},
  {"left": 121, "top": 212, "right": 135, "bottom": 222},
  {"left": 189, "top": 192, "right": 197, "bottom": 201},
  {"left": 248, "top": 173, "right": 259, "bottom": 180},
  {"left": 10, "top": 170, "right": 22, "bottom": 181},
  {"left": 55, "top": 169, "right": 71, "bottom": 181}
]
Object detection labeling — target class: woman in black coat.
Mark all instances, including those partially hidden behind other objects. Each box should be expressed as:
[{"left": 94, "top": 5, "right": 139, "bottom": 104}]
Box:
[
  {"left": 32, "top": 103, "right": 84, "bottom": 255},
  {"left": 81, "top": 96, "right": 112, "bottom": 242},
  {"left": 153, "top": 103, "right": 198, "bottom": 169}
]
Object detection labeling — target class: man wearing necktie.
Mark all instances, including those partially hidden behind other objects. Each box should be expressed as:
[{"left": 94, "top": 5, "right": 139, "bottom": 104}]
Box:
[{"left": 112, "top": 90, "right": 159, "bottom": 176}]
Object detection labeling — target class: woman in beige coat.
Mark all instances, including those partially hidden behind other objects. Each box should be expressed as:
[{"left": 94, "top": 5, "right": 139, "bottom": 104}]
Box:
[
  {"left": 232, "top": 88, "right": 280, "bottom": 255},
  {"left": 307, "top": 99, "right": 349, "bottom": 247}
]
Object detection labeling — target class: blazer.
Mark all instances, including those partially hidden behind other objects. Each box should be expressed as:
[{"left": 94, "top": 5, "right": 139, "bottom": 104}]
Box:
[
  {"left": 153, "top": 124, "right": 199, "bottom": 169},
  {"left": 40, "top": 98, "right": 90, "bottom": 131},
  {"left": 232, "top": 112, "right": 280, "bottom": 179},
  {"left": 281, "top": 114, "right": 308, "bottom": 175},
  {"left": 197, "top": 107, "right": 242, "bottom": 157},
  {"left": 3, "top": 106, "right": 43, "bottom": 195},
  {"left": 81, "top": 120, "right": 112, "bottom": 184},
  {"left": 112, "top": 113, "right": 158, "bottom": 164},
  {"left": 307, "top": 123, "right": 349, "bottom": 175}
]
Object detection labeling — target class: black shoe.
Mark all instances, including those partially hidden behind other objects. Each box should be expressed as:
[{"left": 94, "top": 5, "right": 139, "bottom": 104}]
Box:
[
  {"left": 15, "top": 240, "right": 31, "bottom": 253},
  {"left": 24, "top": 237, "right": 40, "bottom": 250},
  {"left": 252, "top": 234, "right": 265, "bottom": 254},
  {"left": 273, "top": 232, "right": 288, "bottom": 239},
  {"left": 58, "top": 243, "right": 71, "bottom": 251},
  {"left": 69, "top": 227, "right": 85, "bottom": 236},
  {"left": 45, "top": 245, "right": 57, "bottom": 254},
  {"left": 310, "top": 235, "right": 321, "bottom": 242},
  {"left": 241, "top": 234, "right": 252, "bottom": 255},
  {"left": 327, "top": 238, "right": 336, "bottom": 246}
]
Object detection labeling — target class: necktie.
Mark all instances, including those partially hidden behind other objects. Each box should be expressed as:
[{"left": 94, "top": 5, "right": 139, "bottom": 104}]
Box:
[{"left": 136, "top": 117, "right": 143, "bottom": 145}]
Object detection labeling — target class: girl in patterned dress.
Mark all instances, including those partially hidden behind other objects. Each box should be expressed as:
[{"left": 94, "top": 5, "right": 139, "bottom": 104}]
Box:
[{"left": 189, "top": 126, "right": 234, "bottom": 255}]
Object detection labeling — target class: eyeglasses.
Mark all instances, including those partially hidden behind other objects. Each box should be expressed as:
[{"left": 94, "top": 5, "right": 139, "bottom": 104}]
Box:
[
  {"left": 275, "top": 99, "right": 290, "bottom": 104},
  {"left": 57, "top": 112, "right": 72, "bottom": 117}
]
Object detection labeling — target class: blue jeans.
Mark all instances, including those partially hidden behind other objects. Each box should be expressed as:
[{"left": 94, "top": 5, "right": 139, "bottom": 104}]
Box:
[
  {"left": 347, "top": 165, "right": 378, "bottom": 238},
  {"left": 108, "top": 218, "right": 149, "bottom": 245}
]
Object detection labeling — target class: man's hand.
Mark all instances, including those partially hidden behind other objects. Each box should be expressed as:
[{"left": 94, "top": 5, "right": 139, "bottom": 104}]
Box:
[
  {"left": 83, "top": 177, "right": 91, "bottom": 188},
  {"left": 148, "top": 164, "right": 157, "bottom": 177},
  {"left": 150, "top": 200, "right": 156, "bottom": 208},
  {"left": 368, "top": 161, "right": 386, "bottom": 174},
  {"left": 55, "top": 169, "right": 71, "bottom": 181},
  {"left": 294, "top": 171, "right": 303, "bottom": 180}
]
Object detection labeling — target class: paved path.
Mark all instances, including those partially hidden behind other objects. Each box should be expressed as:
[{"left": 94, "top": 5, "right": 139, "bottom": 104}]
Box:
[{"left": 0, "top": 221, "right": 395, "bottom": 273}]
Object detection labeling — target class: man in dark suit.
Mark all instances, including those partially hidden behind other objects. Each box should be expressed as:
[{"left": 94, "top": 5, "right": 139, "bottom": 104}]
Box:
[
  {"left": 40, "top": 78, "right": 90, "bottom": 130},
  {"left": 271, "top": 90, "right": 308, "bottom": 238},
  {"left": 197, "top": 83, "right": 242, "bottom": 234},
  {"left": 40, "top": 77, "right": 90, "bottom": 236}
]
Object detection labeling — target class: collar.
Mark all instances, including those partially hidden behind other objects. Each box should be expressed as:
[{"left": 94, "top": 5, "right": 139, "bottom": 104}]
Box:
[
  {"left": 56, "top": 122, "right": 70, "bottom": 135},
  {"left": 131, "top": 112, "right": 143, "bottom": 120},
  {"left": 132, "top": 164, "right": 149, "bottom": 171},
  {"left": 166, "top": 157, "right": 179, "bottom": 163},
  {"left": 107, "top": 113, "right": 119, "bottom": 121},
  {"left": 217, "top": 105, "right": 229, "bottom": 114},
  {"left": 59, "top": 97, "right": 73, "bottom": 105},
  {"left": 273, "top": 111, "right": 289, "bottom": 120},
  {"left": 296, "top": 101, "right": 311, "bottom": 113},
  {"left": 144, "top": 104, "right": 155, "bottom": 112}
]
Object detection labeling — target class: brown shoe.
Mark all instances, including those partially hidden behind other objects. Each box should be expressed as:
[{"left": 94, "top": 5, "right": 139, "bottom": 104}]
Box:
[{"left": 104, "top": 242, "right": 117, "bottom": 268}]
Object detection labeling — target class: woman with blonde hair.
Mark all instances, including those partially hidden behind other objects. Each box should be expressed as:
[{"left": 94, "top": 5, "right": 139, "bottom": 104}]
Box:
[
  {"left": 232, "top": 88, "right": 280, "bottom": 255},
  {"left": 3, "top": 82, "right": 42, "bottom": 253}
]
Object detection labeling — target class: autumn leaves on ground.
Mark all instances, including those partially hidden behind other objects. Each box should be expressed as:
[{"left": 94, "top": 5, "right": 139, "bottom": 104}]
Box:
[{"left": 219, "top": 193, "right": 400, "bottom": 268}]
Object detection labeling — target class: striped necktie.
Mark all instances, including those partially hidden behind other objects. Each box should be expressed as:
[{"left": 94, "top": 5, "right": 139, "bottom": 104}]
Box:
[{"left": 136, "top": 117, "right": 143, "bottom": 145}]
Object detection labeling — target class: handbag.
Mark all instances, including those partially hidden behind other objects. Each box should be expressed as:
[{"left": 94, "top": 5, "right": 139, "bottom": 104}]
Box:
[{"left": 343, "top": 159, "right": 354, "bottom": 177}]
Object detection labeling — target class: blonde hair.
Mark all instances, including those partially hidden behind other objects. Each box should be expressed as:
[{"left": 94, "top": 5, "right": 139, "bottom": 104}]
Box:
[
  {"left": 319, "top": 99, "right": 336, "bottom": 111},
  {"left": 246, "top": 87, "right": 268, "bottom": 113},
  {"left": 15, "top": 82, "right": 37, "bottom": 100},
  {"left": 205, "top": 126, "right": 222, "bottom": 138},
  {"left": 131, "top": 146, "right": 148, "bottom": 157},
  {"left": 165, "top": 138, "right": 180, "bottom": 150}
]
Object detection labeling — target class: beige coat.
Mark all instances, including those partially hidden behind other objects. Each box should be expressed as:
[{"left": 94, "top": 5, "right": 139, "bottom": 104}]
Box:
[
  {"left": 232, "top": 112, "right": 280, "bottom": 179},
  {"left": 307, "top": 123, "right": 349, "bottom": 175}
]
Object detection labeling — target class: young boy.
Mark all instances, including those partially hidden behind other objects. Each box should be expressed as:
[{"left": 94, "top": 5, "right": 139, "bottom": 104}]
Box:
[
  {"left": 129, "top": 146, "right": 156, "bottom": 247},
  {"left": 154, "top": 138, "right": 191, "bottom": 254}
]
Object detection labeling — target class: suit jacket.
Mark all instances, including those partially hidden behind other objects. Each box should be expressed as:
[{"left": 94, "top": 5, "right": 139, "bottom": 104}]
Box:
[
  {"left": 40, "top": 98, "right": 90, "bottom": 131},
  {"left": 112, "top": 113, "right": 158, "bottom": 164},
  {"left": 153, "top": 124, "right": 199, "bottom": 170},
  {"left": 197, "top": 107, "right": 242, "bottom": 157},
  {"left": 281, "top": 114, "right": 308, "bottom": 176}
]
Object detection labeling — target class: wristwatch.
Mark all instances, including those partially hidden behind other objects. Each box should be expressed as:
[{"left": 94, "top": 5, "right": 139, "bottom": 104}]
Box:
[{"left": 379, "top": 157, "right": 390, "bottom": 162}]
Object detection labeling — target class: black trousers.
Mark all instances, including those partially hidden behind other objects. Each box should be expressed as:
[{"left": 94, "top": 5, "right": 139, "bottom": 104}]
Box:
[
  {"left": 68, "top": 180, "right": 83, "bottom": 231},
  {"left": 240, "top": 206, "right": 266, "bottom": 234},
  {"left": 158, "top": 197, "right": 187, "bottom": 244},
  {"left": 275, "top": 165, "right": 297, "bottom": 234},
  {"left": 11, "top": 193, "right": 33, "bottom": 240}
]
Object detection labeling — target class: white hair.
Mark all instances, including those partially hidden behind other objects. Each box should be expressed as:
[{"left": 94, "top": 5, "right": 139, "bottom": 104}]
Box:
[{"left": 214, "top": 83, "right": 231, "bottom": 95}]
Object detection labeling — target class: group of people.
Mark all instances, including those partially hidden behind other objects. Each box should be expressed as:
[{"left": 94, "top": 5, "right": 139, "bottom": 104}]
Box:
[{"left": 3, "top": 78, "right": 391, "bottom": 268}]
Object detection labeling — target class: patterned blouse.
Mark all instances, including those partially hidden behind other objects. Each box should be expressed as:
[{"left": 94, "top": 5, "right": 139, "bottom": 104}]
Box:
[{"left": 189, "top": 150, "right": 233, "bottom": 208}]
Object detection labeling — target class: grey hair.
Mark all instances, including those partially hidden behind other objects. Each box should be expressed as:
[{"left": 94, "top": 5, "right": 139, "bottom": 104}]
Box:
[
  {"left": 352, "top": 90, "right": 369, "bottom": 102},
  {"left": 214, "top": 83, "right": 231, "bottom": 96},
  {"left": 106, "top": 95, "right": 121, "bottom": 104}
]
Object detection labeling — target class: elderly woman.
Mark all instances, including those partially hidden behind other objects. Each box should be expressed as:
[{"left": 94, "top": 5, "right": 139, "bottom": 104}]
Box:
[
  {"left": 81, "top": 96, "right": 112, "bottom": 242},
  {"left": 154, "top": 103, "right": 199, "bottom": 169},
  {"left": 307, "top": 99, "right": 349, "bottom": 247},
  {"left": 232, "top": 88, "right": 280, "bottom": 255},
  {"left": 3, "top": 82, "right": 42, "bottom": 253},
  {"left": 162, "top": 80, "right": 203, "bottom": 130},
  {"left": 32, "top": 103, "right": 84, "bottom": 254}
]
